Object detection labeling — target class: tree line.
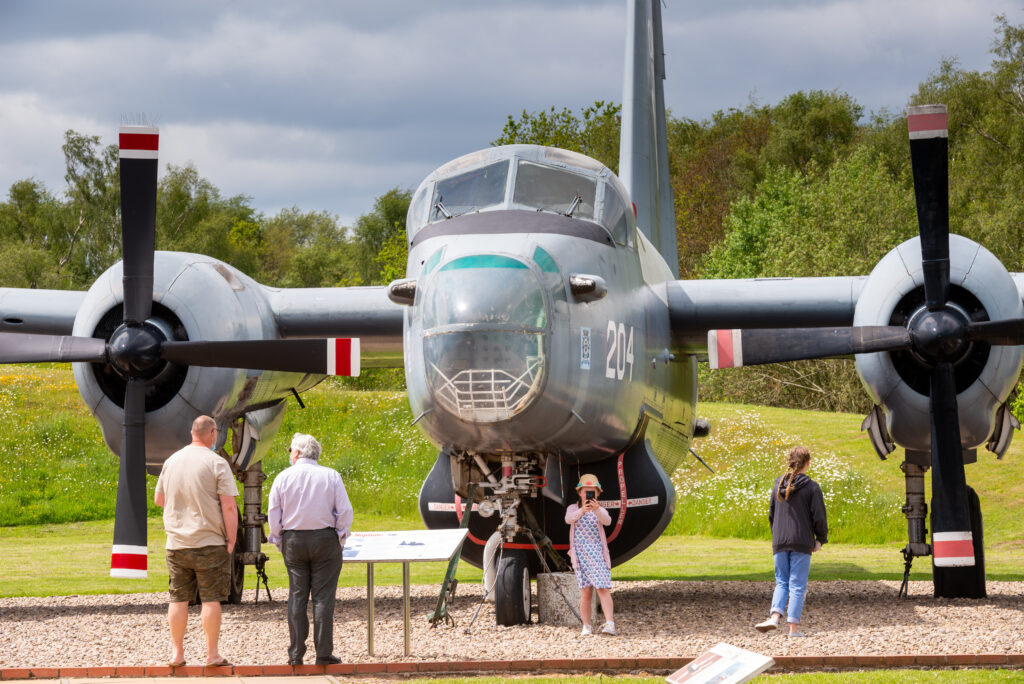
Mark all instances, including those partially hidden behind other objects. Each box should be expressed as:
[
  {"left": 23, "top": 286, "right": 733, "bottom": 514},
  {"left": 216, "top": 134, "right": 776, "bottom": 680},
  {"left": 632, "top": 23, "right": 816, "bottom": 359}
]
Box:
[
  {"left": 0, "top": 137, "right": 411, "bottom": 292},
  {"left": 4, "top": 17, "right": 1024, "bottom": 410}
]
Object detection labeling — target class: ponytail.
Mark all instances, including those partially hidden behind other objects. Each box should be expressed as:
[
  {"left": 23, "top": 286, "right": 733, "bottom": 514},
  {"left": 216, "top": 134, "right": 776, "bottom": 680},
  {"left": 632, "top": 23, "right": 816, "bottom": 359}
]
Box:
[{"left": 776, "top": 446, "right": 811, "bottom": 502}]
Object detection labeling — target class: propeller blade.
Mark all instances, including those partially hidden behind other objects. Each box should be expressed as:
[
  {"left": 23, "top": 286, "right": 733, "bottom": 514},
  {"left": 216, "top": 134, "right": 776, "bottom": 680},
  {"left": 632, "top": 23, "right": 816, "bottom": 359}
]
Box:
[
  {"left": 908, "top": 105, "right": 950, "bottom": 311},
  {"left": 928, "top": 361, "right": 975, "bottom": 567},
  {"left": 707, "top": 326, "right": 911, "bottom": 368},
  {"left": 967, "top": 318, "right": 1024, "bottom": 346},
  {"left": 0, "top": 333, "right": 107, "bottom": 364},
  {"left": 159, "top": 338, "right": 361, "bottom": 376},
  {"left": 119, "top": 126, "right": 158, "bottom": 326},
  {"left": 111, "top": 377, "right": 148, "bottom": 578}
]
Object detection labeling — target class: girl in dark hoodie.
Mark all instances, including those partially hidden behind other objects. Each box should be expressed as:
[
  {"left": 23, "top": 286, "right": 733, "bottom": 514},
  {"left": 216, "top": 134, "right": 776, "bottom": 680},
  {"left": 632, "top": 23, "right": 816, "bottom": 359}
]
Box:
[{"left": 755, "top": 446, "right": 828, "bottom": 637}]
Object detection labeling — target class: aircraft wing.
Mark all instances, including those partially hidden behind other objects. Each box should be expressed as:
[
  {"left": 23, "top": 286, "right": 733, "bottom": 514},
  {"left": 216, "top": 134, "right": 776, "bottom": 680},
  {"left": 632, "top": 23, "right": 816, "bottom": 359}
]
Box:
[
  {"left": 0, "top": 283, "right": 404, "bottom": 368},
  {"left": 0, "top": 288, "right": 87, "bottom": 335},
  {"left": 267, "top": 285, "right": 404, "bottom": 368},
  {"left": 666, "top": 276, "right": 868, "bottom": 354}
]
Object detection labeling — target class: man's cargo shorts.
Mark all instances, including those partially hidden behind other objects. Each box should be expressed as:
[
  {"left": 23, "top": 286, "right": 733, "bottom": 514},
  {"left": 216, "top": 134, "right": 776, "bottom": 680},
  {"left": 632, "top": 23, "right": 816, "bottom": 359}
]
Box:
[{"left": 166, "top": 545, "right": 231, "bottom": 603}]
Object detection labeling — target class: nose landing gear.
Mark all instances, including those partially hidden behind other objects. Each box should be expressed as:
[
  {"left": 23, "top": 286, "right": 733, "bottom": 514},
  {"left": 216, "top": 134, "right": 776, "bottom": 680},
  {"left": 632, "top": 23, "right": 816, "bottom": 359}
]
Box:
[{"left": 468, "top": 453, "right": 568, "bottom": 625}]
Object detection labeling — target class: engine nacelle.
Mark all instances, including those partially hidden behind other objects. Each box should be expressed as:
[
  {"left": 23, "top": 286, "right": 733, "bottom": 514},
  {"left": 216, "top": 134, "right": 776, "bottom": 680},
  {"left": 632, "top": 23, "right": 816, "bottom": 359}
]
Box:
[
  {"left": 71, "top": 252, "right": 321, "bottom": 472},
  {"left": 854, "top": 235, "right": 1024, "bottom": 453}
]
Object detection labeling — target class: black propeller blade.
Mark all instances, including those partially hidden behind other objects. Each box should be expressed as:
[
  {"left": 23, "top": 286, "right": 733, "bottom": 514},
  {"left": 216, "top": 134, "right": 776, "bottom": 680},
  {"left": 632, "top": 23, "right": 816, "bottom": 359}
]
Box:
[
  {"left": 0, "top": 331, "right": 362, "bottom": 377},
  {"left": 707, "top": 326, "right": 911, "bottom": 368},
  {"left": 160, "top": 338, "right": 360, "bottom": 376},
  {"left": 966, "top": 318, "right": 1024, "bottom": 346},
  {"left": 907, "top": 105, "right": 975, "bottom": 569},
  {"left": 0, "top": 333, "right": 107, "bottom": 364},
  {"left": 908, "top": 105, "right": 951, "bottom": 312},
  {"left": 111, "top": 377, "right": 149, "bottom": 578},
  {"left": 109, "top": 125, "right": 160, "bottom": 579},
  {"left": 119, "top": 127, "right": 158, "bottom": 326},
  {"left": 927, "top": 361, "right": 975, "bottom": 567}
]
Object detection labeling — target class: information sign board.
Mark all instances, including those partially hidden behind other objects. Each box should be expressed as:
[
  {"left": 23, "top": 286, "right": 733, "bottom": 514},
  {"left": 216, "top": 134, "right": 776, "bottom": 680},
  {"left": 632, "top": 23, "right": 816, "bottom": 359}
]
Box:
[
  {"left": 666, "top": 643, "right": 774, "bottom": 684},
  {"left": 343, "top": 529, "right": 468, "bottom": 563}
]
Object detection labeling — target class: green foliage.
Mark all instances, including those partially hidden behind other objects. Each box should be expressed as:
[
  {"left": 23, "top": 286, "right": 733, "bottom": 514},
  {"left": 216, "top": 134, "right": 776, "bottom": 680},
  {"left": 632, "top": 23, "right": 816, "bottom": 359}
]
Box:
[
  {"left": 352, "top": 187, "right": 411, "bottom": 285},
  {"left": 492, "top": 100, "right": 621, "bottom": 172},
  {"left": 761, "top": 90, "right": 864, "bottom": 172},
  {"left": 701, "top": 143, "right": 914, "bottom": 282},
  {"left": 697, "top": 360, "right": 872, "bottom": 415}
]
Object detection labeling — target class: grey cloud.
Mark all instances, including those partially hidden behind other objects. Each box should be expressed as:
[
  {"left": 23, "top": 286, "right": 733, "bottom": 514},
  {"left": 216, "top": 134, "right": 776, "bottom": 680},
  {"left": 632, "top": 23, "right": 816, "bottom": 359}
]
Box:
[{"left": 2, "top": 0, "right": 1022, "bottom": 220}]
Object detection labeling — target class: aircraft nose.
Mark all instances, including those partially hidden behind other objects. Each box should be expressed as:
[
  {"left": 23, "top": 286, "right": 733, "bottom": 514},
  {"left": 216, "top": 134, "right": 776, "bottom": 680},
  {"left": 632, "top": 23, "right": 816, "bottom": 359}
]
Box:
[{"left": 419, "top": 255, "right": 549, "bottom": 423}]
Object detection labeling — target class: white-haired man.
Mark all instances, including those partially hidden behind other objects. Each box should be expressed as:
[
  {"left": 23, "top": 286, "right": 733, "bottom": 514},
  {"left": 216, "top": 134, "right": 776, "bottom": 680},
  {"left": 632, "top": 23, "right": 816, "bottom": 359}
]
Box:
[{"left": 268, "top": 433, "right": 353, "bottom": 665}]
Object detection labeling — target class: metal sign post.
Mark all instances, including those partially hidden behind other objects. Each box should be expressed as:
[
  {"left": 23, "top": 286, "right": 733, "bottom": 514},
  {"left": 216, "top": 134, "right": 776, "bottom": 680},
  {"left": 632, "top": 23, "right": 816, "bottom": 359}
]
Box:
[{"left": 344, "top": 529, "right": 469, "bottom": 657}]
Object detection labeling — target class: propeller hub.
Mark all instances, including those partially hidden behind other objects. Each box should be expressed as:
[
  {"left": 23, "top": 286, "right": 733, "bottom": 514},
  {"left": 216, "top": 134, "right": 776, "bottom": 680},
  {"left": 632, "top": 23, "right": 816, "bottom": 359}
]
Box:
[
  {"left": 108, "top": 323, "right": 165, "bottom": 379},
  {"left": 909, "top": 308, "right": 968, "bottom": 362}
]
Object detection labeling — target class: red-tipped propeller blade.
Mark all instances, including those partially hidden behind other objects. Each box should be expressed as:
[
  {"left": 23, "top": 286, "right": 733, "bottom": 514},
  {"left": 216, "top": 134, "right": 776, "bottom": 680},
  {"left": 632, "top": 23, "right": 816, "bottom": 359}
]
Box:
[
  {"left": 707, "top": 326, "right": 911, "bottom": 368},
  {"left": 159, "top": 338, "right": 361, "bottom": 376},
  {"left": 908, "top": 105, "right": 951, "bottom": 312}
]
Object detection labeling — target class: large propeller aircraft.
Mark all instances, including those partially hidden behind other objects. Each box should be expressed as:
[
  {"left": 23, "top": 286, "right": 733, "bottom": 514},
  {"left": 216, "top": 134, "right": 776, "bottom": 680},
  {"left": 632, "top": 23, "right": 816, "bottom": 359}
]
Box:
[{"left": 1, "top": 0, "right": 1021, "bottom": 622}]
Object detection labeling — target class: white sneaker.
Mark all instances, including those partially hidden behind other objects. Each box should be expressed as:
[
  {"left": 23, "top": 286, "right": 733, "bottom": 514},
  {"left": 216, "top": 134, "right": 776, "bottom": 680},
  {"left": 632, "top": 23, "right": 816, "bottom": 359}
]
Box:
[
  {"left": 755, "top": 617, "right": 779, "bottom": 633},
  {"left": 600, "top": 622, "right": 616, "bottom": 635},
  {"left": 581, "top": 624, "right": 593, "bottom": 636}
]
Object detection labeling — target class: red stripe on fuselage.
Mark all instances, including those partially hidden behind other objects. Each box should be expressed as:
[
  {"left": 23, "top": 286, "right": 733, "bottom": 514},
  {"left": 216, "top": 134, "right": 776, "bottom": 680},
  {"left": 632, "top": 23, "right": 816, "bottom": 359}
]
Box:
[
  {"left": 118, "top": 133, "right": 159, "bottom": 151},
  {"left": 111, "top": 553, "right": 148, "bottom": 570}
]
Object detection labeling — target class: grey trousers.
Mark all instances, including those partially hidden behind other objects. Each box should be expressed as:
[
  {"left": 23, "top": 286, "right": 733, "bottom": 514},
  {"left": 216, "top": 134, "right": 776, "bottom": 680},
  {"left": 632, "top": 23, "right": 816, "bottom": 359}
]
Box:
[{"left": 281, "top": 528, "right": 343, "bottom": 662}]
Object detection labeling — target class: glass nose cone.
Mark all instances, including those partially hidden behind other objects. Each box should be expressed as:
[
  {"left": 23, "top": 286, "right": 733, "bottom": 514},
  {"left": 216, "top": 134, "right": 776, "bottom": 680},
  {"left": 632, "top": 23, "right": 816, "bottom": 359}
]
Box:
[{"left": 420, "top": 256, "right": 549, "bottom": 422}]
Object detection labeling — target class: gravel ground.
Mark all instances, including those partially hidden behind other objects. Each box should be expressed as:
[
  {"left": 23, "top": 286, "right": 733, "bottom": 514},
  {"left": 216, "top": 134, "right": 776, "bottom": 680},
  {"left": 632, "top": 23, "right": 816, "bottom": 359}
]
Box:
[{"left": 1, "top": 580, "right": 1023, "bottom": 667}]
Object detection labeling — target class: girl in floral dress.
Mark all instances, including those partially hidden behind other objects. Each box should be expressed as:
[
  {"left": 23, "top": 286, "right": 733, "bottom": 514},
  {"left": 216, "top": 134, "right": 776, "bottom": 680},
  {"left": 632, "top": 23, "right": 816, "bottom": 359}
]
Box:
[{"left": 564, "top": 473, "right": 616, "bottom": 635}]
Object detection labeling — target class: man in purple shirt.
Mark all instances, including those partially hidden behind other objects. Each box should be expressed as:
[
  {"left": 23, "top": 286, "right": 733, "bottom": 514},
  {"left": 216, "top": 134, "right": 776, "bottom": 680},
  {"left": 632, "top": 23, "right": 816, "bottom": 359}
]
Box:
[{"left": 268, "top": 433, "right": 353, "bottom": 665}]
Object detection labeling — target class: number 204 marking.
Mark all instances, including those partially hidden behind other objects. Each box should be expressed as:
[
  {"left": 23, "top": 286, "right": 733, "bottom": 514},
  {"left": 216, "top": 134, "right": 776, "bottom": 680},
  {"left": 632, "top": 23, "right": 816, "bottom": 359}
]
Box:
[{"left": 605, "top": 321, "right": 634, "bottom": 381}]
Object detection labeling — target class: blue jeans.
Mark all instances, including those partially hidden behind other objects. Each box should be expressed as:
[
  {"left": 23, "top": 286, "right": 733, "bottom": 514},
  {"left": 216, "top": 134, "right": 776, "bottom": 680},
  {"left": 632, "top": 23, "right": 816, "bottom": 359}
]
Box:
[{"left": 771, "top": 550, "right": 811, "bottom": 624}]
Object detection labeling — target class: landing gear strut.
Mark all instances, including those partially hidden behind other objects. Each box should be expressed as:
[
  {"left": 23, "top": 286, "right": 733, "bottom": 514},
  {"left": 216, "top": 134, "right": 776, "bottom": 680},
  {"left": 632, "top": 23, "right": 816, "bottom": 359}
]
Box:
[{"left": 456, "top": 452, "right": 553, "bottom": 625}]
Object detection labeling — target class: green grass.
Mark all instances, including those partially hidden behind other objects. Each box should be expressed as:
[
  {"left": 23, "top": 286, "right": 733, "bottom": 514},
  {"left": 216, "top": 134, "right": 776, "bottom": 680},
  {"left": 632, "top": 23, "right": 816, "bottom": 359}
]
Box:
[
  {"left": 1, "top": 364, "right": 1022, "bottom": 597},
  {"left": 3, "top": 518, "right": 1022, "bottom": 598}
]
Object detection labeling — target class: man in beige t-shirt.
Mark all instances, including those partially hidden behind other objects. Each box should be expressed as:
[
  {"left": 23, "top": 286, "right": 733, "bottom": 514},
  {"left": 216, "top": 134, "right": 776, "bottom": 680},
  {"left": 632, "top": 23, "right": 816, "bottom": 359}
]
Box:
[{"left": 154, "top": 415, "right": 238, "bottom": 668}]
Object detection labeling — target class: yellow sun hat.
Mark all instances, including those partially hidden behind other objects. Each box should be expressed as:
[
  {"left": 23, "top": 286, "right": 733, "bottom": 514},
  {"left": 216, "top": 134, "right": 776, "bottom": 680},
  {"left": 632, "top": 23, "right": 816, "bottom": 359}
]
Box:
[{"left": 575, "top": 473, "right": 602, "bottom": 492}]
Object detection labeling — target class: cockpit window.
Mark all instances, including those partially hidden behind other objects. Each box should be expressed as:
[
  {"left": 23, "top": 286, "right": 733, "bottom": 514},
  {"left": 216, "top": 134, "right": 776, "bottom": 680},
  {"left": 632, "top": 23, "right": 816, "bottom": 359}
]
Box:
[
  {"left": 602, "top": 184, "right": 631, "bottom": 246},
  {"left": 512, "top": 161, "right": 596, "bottom": 220},
  {"left": 430, "top": 161, "right": 509, "bottom": 221},
  {"left": 407, "top": 183, "right": 431, "bottom": 230}
]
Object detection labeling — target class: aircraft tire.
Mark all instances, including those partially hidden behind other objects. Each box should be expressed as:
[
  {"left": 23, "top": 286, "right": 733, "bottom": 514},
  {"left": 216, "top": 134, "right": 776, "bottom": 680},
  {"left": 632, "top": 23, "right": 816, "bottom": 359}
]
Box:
[
  {"left": 932, "top": 485, "right": 986, "bottom": 599},
  {"left": 494, "top": 549, "right": 531, "bottom": 625}
]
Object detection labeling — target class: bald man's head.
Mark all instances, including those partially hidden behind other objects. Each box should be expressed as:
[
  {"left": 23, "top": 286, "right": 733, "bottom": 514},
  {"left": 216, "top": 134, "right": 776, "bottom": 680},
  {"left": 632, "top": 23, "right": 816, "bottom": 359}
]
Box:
[{"left": 191, "top": 415, "right": 217, "bottom": 448}]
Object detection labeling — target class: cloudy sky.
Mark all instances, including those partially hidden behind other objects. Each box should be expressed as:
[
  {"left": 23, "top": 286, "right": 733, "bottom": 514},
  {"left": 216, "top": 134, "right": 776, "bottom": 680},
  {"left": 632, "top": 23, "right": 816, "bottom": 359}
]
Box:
[{"left": 0, "top": 0, "right": 1019, "bottom": 226}]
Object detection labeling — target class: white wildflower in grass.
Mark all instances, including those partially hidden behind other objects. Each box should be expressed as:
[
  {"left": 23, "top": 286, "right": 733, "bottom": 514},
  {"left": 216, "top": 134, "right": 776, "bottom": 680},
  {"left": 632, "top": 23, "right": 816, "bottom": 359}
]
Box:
[{"left": 668, "top": 409, "right": 904, "bottom": 543}]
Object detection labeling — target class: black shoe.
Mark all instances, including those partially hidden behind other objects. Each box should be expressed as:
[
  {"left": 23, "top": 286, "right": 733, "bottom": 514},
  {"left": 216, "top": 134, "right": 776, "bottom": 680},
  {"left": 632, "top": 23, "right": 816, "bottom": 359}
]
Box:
[
  {"left": 315, "top": 655, "right": 341, "bottom": 665},
  {"left": 289, "top": 658, "right": 303, "bottom": 666}
]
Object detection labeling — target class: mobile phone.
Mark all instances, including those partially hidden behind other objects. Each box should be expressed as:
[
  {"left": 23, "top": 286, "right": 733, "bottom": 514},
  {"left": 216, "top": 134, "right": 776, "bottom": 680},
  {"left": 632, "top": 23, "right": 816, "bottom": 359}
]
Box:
[{"left": 585, "top": 490, "right": 596, "bottom": 501}]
